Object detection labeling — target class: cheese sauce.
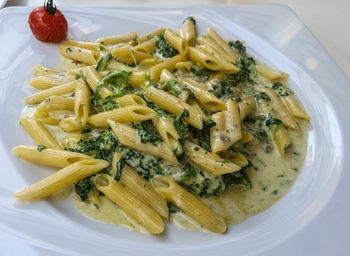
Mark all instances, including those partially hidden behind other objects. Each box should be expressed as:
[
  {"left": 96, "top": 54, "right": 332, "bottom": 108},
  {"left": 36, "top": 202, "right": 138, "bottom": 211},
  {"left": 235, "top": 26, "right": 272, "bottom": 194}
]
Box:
[{"left": 74, "top": 120, "right": 308, "bottom": 232}]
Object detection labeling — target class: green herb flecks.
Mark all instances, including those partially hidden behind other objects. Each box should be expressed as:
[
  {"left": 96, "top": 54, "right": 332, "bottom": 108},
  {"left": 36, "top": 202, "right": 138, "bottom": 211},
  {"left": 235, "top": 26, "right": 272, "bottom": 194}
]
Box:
[
  {"left": 94, "top": 70, "right": 131, "bottom": 101},
  {"left": 96, "top": 53, "right": 112, "bottom": 72},
  {"left": 272, "top": 82, "right": 290, "bottom": 96},
  {"left": 132, "top": 122, "right": 163, "bottom": 146},
  {"left": 223, "top": 168, "right": 251, "bottom": 189},
  {"left": 115, "top": 158, "right": 126, "bottom": 181},
  {"left": 183, "top": 16, "right": 196, "bottom": 25},
  {"left": 66, "top": 130, "right": 121, "bottom": 162},
  {"left": 228, "top": 40, "right": 246, "bottom": 57},
  {"left": 254, "top": 92, "right": 270, "bottom": 101},
  {"left": 37, "top": 145, "right": 47, "bottom": 152},
  {"left": 74, "top": 177, "right": 95, "bottom": 201},
  {"left": 156, "top": 34, "right": 178, "bottom": 58}
]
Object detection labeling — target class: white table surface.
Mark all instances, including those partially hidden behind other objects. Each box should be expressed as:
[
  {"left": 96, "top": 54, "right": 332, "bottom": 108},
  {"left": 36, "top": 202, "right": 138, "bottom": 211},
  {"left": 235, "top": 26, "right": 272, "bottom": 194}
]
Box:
[{"left": 1, "top": 1, "right": 349, "bottom": 255}]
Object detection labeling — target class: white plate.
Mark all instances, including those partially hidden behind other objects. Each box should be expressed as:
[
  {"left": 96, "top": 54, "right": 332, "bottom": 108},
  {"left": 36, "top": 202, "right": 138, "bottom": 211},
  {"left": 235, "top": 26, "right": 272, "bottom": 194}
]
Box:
[
  {"left": 0, "top": 5, "right": 349, "bottom": 256},
  {"left": 0, "top": 0, "right": 8, "bottom": 9}
]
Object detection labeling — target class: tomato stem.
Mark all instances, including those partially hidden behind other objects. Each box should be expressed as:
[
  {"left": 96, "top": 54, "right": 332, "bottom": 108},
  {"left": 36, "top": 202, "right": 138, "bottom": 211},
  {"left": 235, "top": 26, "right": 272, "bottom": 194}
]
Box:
[{"left": 44, "top": 0, "right": 57, "bottom": 15}]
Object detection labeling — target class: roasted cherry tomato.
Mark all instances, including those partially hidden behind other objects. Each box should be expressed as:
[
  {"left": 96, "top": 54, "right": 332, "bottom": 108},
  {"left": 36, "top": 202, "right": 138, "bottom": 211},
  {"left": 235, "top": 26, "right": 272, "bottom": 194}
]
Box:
[{"left": 28, "top": 0, "right": 68, "bottom": 42}]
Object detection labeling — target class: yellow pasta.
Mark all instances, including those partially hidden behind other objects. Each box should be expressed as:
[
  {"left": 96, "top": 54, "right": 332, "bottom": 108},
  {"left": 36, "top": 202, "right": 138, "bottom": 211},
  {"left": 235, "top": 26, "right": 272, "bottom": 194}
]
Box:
[
  {"left": 184, "top": 141, "right": 241, "bottom": 175},
  {"left": 32, "top": 65, "right": 61, "bottom": 76},
  {"left": 206, "top": 27, "right": 240, "bottom": 60},
  {"left": 145, "top": 86, "right": 203, "bottom": 129},
  {"left": 182, "top": 17, "right": 196, "bottom": 46},
  {"left": 88, "top": 105, "right": 157, "bottom": 127},
  {"left": 150, "top": 53, "right": 187, "bottom": 81},
  {"left": 256, "top": 86, "right": 299, "bottom": 131},
  {"left": 138, "top": 29, "right": 165, "bottom": 43},
  {"left": 164, "top": 29, "right": 187, "bottom": 53},
  {"left": 19, "top": 118, "right": 61, "bottom": 149},
  {"left": 97, "top": 32, "right": 138, "bottom": 45},
  {"left": 111, "top": 46, "right": 153, "bottom": 64},
  {"left": 237, "top": 96, "right": 256, "bottom": 121},
  {"left": 95, "top": 174, "right": 164, "bottom": 234},
  {"left": 112, "top": 152, "right": 168, "bottom": 220},
  {"left": 58, "top": 45, "right": 100, "bottom": 65},
  {"left": 29, "top": 75, "right": 72, "bottom": 90},
  {"left": 58, "top": 116, "right": 83, "bottom": 132},
  {"left": 133, "top": 38, "right": 156, "bottom": 54},
  {"left": 108, "top": 120, "right": 178, "bottom": 165},
  {"left": 74, "top": 80, "right": 90, "bottom": 126},
  {"left": 13, "top": 145, "right": 92, "bottom": 168},
  {"left": 24, "top": 81, "right": 76, "bottom": 105},
  {"left": 281, "top": 96, "right": 311, "bottom": 120},
  {"left": 152, "top": 176, "right": 226, "bottom": 234},
  {"left": 179, "top": 77, "right": 226, "bottom": 112},
  {"left": 154, "top": 117, "right": 183, "bottom": 155},
  {"left": 64, "top": 39, "right": 101, "bottom": 51},
  {"left": 14, "top": 159, "right": 109, "bottom": 201}
]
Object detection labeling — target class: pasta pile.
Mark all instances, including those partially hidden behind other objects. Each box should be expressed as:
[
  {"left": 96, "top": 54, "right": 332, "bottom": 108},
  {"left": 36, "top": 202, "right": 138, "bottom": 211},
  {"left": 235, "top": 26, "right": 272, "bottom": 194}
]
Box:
[{"left": 13, "top": 17, "right": 310, "bottom": 235}]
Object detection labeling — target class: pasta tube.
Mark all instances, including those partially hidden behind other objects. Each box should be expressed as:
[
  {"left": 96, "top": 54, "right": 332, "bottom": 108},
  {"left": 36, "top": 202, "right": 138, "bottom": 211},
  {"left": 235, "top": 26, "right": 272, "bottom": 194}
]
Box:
[
  {"left": 150, "top": 53, "right": 187, "bottom": 81},
  {"left": 14, "top": 159, "right": 109, "bottom": 201},
  {"left": 145, "top": 86, "right": 203, "bottom": 129},
  {"left": 152, "top": 176, "right": 226, "bottom": 234},
  {"left": 210, "top": 99, "right": 242, "bottom": 153},
  {"left": 13, "top": 145, "right": 92, "bottom": 168},
  {"left": 179, "top": 77, "right": 226, "bottom": 112},
  {"left": 256, "top": 86, "right": 298, "bottom": 131},
  {"left": 95, "top": 174, "right": 164, "bottom": 235},
  {"left": 237, "top": 96, "right": 256, "bottom": 121},
  {"left": 182, "top": 17, "right": 196, "bottom": 46},
  {"left": 19, "top": 118, "right": 61, "bottom": 149},
  {"left": 164, "top": 29, "right": 187, "bottom": 53},
  {"left": 58, "top": 45, "right": 100, "bottom": 65},
  {"left": 108, "top": 120, "right": 178, "bottom": 165},
  {"left": 88, "top": 106, "right": 157, "bottom": 127},
  {"left": 206, "top": 27, "right": 240, "bottom": 60},
  {"left": 154, "top": 117, "right": 183, "bottom": 156},
  {"left": 184, "top": 141, "right": 241, "bottom": 175},
  {"left": 24, "top": 81, "right": 76, "bottom": 105},
  {"left": 74, "top": 80, "right": 90, "bottom": 126},
  {"left": 29, "top": 75, "right": 72, "bottom": 90},
  {"left": 97, "top": 32, "right": 138, "bottom": 45},
  {"left": 112, "top": 153, "right": 168, "bottom": 220},
  {"left": 111, "top": 46, "right": 153, "bottom": 64},
  {"left": 281, "top": 96, "right": 310, "bottom": 120}
]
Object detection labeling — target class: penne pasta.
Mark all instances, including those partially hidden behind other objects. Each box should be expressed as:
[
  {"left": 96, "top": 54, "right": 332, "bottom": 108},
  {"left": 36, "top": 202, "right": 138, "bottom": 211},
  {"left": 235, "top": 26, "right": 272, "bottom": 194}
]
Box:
[
  {"left": 95, "top": 174, "right": 164, "bottom": 234},
  {"left": 88, "top": 105, "right": 157, "bottom": 127},
  {"left": 108, "top": 120, "right": 178, "bottom": 165},
  {"left": 206, "top": 27, "right": 240, "bottom": 61},
  {"left": 154, "top": 117, "right": 183, "bottom": 156},
  {"left": 14, "top": 159, "right": 109, "bottom": 201},
  {"left": 145, "top": 86, "right": 203, "bottom": 129},
  {"left": 150, "top": 53, "right": 187, "bottom": 81},
  {"left": 184, "top": 141, "right": 241, "bottom": 175},
  {"left": 74, "top": 80, "right": 90, "bottom": 126},
  {"left": 13, "top": 145, "right": 93, "bottom": 168},
  {"left": 29, "top": 75, "right": 72, "bottom": 90},
  {"left": 179, "top": 77, "right": 226, "bottom": 112},
  {"left": 237, "top": 96, "right": 256, "bottom": 121},
  {"left": 24, "top": 81, "right": 76, "bottom": 105},
  {"left": 97, "top": 32, "right": 138, "bottom": 45},
  {"left": 112, "top": 152, "right": 168, "bottom": 220},
  {"left": 111, "top": 46, "right": 153, "bottom": 64},
  {"left": 19, "top": 118, "right": 61, "bottom": 149},
  {"left": 164, "top": 29, "right": 187, "bottom": 53},
  {"left": 58, "top": 45, "right": 100, "bottom": 65},
  {"left": 152, "top": 176, "right": 226, "bottom": 234},
  {"left": 182, "top": 17, "right": 196, "bottom": 46}
]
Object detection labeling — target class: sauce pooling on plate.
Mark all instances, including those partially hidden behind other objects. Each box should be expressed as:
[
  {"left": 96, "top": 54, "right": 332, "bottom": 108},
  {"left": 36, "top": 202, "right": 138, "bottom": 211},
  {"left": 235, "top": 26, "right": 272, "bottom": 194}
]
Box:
[{"left": 14, "top": 16, "right": 310, "bottom": 234}]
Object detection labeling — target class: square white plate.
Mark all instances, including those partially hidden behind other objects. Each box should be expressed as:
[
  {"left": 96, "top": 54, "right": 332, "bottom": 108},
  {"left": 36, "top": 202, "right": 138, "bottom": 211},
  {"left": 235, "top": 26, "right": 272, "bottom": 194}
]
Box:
[{"left": 0, "top": 5, "right": 349, "bottom": 256}]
